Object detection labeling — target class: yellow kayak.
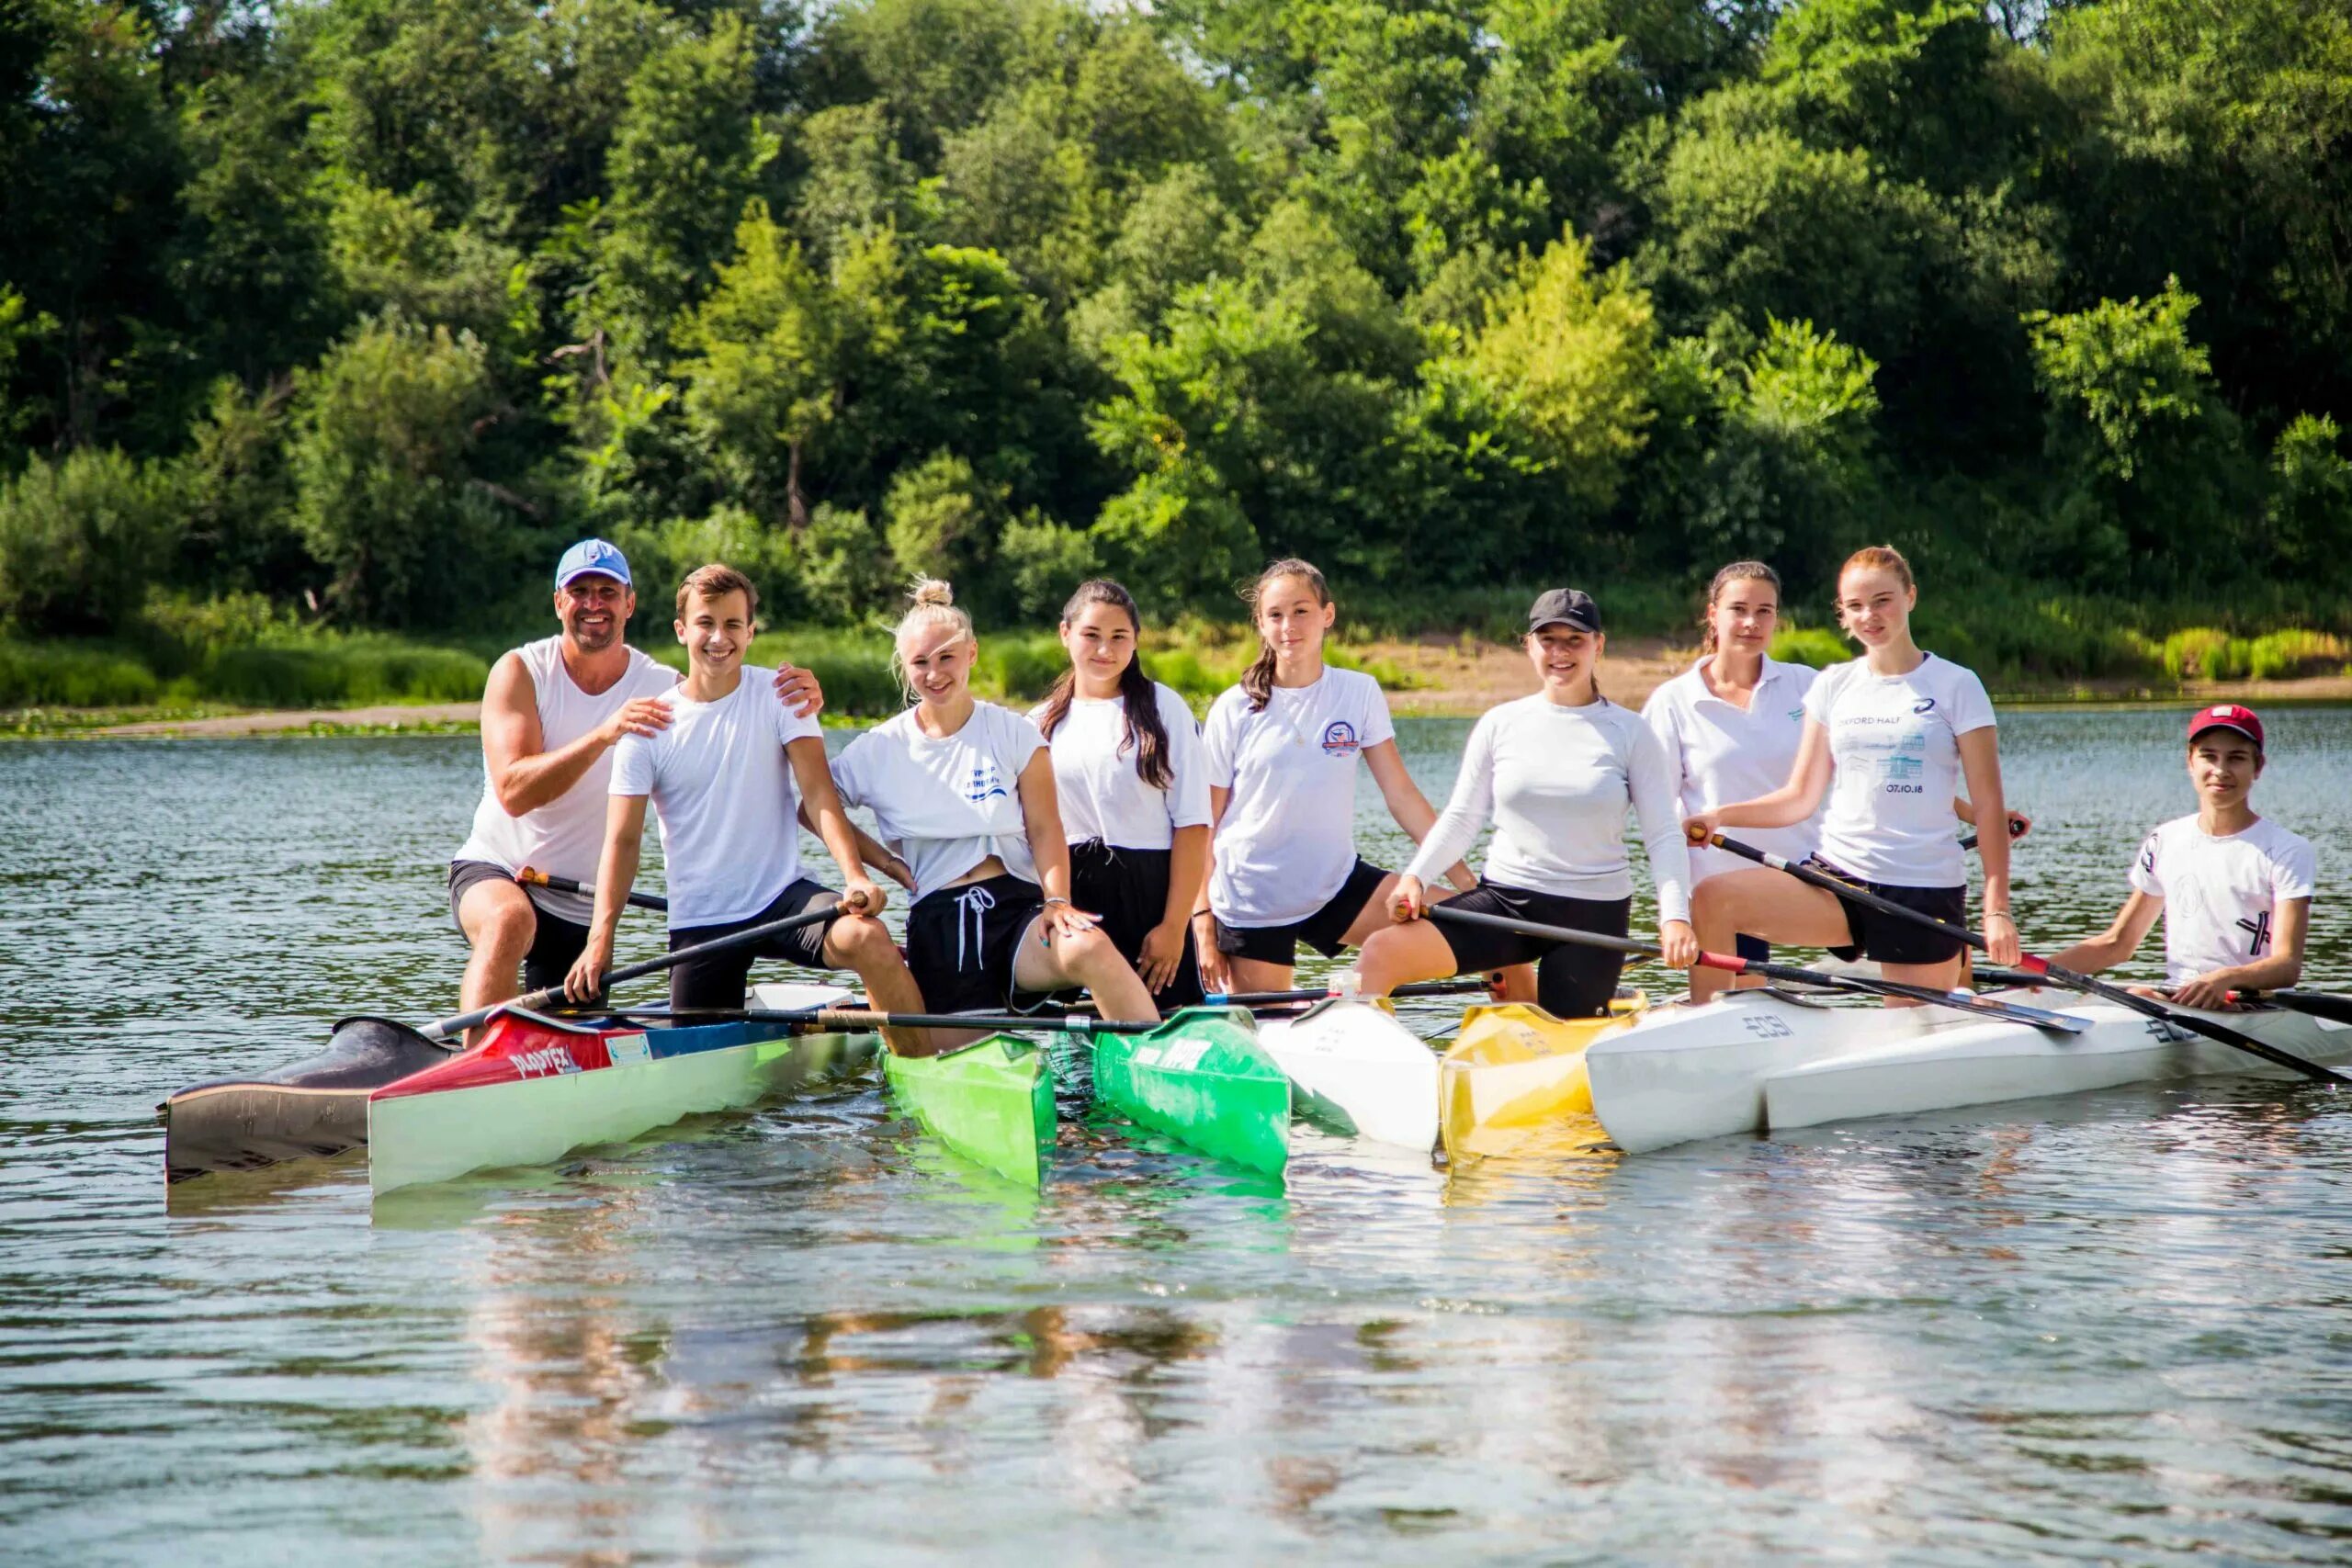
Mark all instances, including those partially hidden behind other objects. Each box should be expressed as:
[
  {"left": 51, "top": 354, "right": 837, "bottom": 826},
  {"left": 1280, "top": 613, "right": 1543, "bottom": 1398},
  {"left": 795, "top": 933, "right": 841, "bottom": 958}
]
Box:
[{"left": 1439, "top": 994, "right": 1648, "bottom": 1161}]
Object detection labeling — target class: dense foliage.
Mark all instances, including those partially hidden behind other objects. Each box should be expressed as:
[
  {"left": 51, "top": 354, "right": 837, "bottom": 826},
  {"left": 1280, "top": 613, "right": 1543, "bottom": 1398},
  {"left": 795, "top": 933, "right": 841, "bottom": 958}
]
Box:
[{"left": 2, "top": 0, "right": 2349, "bottom": 647}]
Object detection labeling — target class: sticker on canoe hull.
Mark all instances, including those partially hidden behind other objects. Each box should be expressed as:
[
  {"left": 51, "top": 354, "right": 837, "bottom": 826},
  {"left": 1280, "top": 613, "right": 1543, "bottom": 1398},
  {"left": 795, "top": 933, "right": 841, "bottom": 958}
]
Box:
[{"left": 606, "top": 1032, "right": 651, "bottom": 1066}]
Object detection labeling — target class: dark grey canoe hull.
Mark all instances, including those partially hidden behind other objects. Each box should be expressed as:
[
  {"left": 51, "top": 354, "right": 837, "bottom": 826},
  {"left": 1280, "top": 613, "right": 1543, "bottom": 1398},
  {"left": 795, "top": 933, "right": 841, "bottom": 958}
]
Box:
[{"left": 160, "top": 1017, "right": 451, "bottom": 1182}]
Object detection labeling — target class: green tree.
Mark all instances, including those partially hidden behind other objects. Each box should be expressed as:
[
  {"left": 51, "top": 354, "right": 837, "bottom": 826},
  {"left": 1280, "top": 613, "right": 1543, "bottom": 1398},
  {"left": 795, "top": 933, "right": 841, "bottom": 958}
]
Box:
[
  {"left": 1463, "top": 229, "right": 1656, "bottom": 506},
  {"left": 0, "top": 446, "right": 183, "bottom": 633},
  {"left": 674, "top": 203, "right": 852, "bottom": 529},
  {"left": 287, "top": 317, "right": 510, "bottom": 625}
]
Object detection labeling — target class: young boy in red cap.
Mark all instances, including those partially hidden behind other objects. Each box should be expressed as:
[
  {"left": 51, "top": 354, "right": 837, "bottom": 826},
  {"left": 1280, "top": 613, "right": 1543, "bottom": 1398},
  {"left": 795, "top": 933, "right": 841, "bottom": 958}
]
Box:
[{"left": 2051, "top": 705, "right": 2314, "bottom": 1008}]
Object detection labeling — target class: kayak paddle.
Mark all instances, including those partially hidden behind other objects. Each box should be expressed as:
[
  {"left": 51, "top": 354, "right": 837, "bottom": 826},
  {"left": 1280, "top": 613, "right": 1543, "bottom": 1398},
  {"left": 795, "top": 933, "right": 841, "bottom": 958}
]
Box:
[
  {"left": 1702, "top": 833, "right": 2348, "bottom": 1086},
  {"left": 518, "top": 864, "right": 667, "bottom": 914},
  {"left": 1424, "top": 904, "right": 2087, "bottom": 1032},
  {"left": 424, "top": 900, "right": 844, "bottom": 1042}
]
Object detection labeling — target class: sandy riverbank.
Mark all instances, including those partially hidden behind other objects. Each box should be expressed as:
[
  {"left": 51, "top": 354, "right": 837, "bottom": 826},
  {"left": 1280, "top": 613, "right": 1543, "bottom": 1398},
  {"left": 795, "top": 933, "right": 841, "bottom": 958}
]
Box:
[{"left": 53, "top": 638, "right": 2351, "bottom": 737}]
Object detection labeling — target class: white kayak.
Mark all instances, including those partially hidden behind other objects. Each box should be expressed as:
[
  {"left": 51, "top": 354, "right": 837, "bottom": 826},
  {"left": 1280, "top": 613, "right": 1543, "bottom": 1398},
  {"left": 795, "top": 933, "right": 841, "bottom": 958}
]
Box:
[
  {"left": 1258, "top": 998, "right": 1440, "bottom": 1152},
  {"left": 1584, "top": 988, "right": 1962, "bottom": 1154},
  {"left": 1764, "top": 995, "right": 2352, "bottom": 1132}
]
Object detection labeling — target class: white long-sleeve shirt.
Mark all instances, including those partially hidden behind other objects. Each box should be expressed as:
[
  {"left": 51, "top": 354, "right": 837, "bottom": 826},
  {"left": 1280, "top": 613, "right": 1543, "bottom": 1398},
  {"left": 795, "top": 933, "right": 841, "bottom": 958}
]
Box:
[{"left": 1405, "top": 694, "right": 1692, "bottom": 924}]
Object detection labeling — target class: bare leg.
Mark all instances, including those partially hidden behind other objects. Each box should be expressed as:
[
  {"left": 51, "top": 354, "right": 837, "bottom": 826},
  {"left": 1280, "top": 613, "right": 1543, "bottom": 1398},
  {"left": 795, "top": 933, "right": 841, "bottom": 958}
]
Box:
[
  {"left": 456, "top": 878, "right": 537, "bottom": 1046},
  {"left": 1223, "top": 956, "right": 1295, "bottom": 997},
  {"left": 822, "top": 914, "right": 932, "bottom": 1055},
  {"left": 1355, "top": 919, "right": 1462, "bottom": 998},
  {"left": 1687, "top": 871, "right": 1852, "bottom": 1002},
  {"left": 1014, "top": 919, "right": 1159, "bottom": 1024}
]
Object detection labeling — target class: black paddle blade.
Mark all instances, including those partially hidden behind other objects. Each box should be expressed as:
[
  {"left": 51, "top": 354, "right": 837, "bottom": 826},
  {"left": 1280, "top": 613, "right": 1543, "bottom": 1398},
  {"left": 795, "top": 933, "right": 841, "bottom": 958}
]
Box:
[
  {"left": 159, "top": 1017, "right": 450, "bottom": 1182},
  {"left": 2273, "top": 990, "right": 2352, "bottom": 1027}
]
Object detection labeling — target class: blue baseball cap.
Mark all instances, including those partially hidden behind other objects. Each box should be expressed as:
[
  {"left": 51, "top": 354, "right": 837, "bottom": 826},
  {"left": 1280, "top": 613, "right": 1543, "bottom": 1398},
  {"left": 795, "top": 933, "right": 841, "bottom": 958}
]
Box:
[{"left": 554, "top": 537, "right": 631, "bottom": 589}]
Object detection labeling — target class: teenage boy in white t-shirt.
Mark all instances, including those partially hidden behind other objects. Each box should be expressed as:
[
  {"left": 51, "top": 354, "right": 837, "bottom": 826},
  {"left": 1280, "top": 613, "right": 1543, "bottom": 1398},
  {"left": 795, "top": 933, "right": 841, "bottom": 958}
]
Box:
[
  {"left": 563, "top": 564, "right": 927, "bottom": 1050},
  {"left": 2051, "top": 705, "right": 2316, "bottom": 1010}
]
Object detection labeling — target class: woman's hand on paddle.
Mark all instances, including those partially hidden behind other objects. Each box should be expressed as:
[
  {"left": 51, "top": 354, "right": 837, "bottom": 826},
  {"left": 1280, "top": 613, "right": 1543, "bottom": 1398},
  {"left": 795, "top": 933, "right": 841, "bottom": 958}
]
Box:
[
  {"left": 563, "top": 938, "right": 611, "bottom": 1003},
  {"left": 2167, "top": 970, "right": 2236, "bottom": 1011},
  {"left": 1137, "top": 918, "right": 1187, "bottom": 993},
  {"left": 599, "top": 696, "right": 673, "bottom": 748},
  {"left": 1681, "top": 811, "right": 1721, "bottom": 847},
  {"left": 2006, "top": 811, "right": 2031, "bottom": 842},
  {"left": 1193, "top": 914, "right": 1230, "bottom": 994},
  {"left": 1658, "top": 919, "right": 1699, "bottom": 969},
  {"left": 841, "top": 877, "right": 886, "bottom": 918},
  {"left": 1388, "top": 874, "right": 1430, "bottom": 922},
  {"left": 1983, "top": 910, "right": 2022, "bottom": 966}
]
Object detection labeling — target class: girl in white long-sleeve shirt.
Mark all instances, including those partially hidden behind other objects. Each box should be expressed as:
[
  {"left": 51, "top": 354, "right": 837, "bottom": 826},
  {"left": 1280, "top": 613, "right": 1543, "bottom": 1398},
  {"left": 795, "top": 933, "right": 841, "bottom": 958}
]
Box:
[{"left": 1364, "top": 589, "right": 1700, "bottom": 1018}]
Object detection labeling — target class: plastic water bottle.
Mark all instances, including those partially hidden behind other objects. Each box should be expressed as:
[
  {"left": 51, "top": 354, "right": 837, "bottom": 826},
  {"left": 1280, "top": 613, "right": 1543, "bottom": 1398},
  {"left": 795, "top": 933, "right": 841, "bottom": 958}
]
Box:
[{"left": 1330, "top": 967, "right": 1363, "bottom": 999}]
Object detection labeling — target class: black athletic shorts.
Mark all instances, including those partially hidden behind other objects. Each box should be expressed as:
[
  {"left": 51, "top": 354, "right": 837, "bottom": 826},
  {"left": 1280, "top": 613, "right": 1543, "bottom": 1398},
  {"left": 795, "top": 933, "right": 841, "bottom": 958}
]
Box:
[
  {"left": 907, "top": 874, "right": 1052, "bottom": 1016},
  {"left": 1430, "top": 882, "right": 1632, "bottom": 1021},
  {"left": 447, "top": 858, "right": 589, "bottom": 993},
  {"left": 1214, "top": 856, "right": 1390, "bottom": 968},
  {"left": 1069, "top": 840, "right": 1204, "bottom": 1009},
  {"left": 1809, "top": 857, "right": 1968, "bottom": 966},
  {"left": 667, "top": 877, "right": 842, "bottom": 1011}
]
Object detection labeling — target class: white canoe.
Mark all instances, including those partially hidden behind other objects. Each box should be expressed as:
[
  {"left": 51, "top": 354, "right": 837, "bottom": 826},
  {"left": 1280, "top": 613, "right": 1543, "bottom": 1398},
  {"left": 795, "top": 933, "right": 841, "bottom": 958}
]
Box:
[
  {"left": 1764, "top": 996, "right": 2352, "bottom": 1132},
  {"left": 1258, "top": 998, "right": 1440, "bottom": 1152},
  {"left": 1585, "top": 988, "right": 1962, "bottom": 1154},
  {"left": 368, "top": 983, "right": 872, "bottom": 1194}
]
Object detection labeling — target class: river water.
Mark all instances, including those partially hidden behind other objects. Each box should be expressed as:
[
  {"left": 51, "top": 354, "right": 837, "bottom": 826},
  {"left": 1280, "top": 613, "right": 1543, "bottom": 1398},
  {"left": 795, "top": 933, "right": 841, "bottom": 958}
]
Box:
[{"left": 3, "top": 710, "right": 2349, "bottom": 1564}]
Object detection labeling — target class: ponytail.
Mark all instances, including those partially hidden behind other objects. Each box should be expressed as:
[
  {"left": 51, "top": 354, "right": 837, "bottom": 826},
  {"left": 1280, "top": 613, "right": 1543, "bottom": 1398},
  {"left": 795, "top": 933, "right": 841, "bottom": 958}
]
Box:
[
  {"left": 1239, "top": 558, "right": 1329, "bottom": 713},
  {"left": 1038, "top": 579, "right": 1173, "bottom": 790}
]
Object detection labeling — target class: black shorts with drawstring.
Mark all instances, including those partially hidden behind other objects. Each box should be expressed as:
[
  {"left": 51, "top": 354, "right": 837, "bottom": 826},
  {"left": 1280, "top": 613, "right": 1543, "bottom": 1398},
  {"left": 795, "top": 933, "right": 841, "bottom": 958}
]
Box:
[
  {"left": 1068, "top": 840, "right": 1205, "bottom": 1010},
  {"left": 907, "top": 874, "right": 1052, "bottom": 1016}
]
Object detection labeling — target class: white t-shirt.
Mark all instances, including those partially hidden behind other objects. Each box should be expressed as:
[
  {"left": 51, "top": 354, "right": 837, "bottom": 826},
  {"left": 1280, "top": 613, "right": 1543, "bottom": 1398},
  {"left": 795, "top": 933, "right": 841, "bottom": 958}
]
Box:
[
  {"left": 452, "top": 637, "right": 679, "bottom": 923},
  {"left": 1407, "top": 694, "right": 1693, "bottom": 924},
  {"left": 1805, "top": 654, "right": 1996, "bottom": 887},
  {"left": 2127, "top": 814, "right": 2317, "bottom": 983},
  {"left": 1027, "top": 683, "right": 1212, "bottom": 850},
  {"left": 1202, "top": 668, "right": 1396, "bottom": 926},
  {"left": 1642, "top": 655, "right": 1820, "bottom": 885},
  {"left": 831, "top": 702, "right": 1046, "bottom": 900},
  {"left": 609, "top": 668, "right": 825, "bottom": 930}
]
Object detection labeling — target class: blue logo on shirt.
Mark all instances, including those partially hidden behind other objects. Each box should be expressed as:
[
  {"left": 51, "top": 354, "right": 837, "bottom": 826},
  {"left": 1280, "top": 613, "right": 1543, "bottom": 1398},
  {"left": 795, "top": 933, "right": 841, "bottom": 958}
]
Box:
[
  {"left": 1912, "top": 696, "right": 1938, "bottom": 715},
  {"left": 965, "top": 760, "right": 1007, "bottom": 803},
  {"left": 1320, "top": 721, "right": 1360, "bottom": 758}
]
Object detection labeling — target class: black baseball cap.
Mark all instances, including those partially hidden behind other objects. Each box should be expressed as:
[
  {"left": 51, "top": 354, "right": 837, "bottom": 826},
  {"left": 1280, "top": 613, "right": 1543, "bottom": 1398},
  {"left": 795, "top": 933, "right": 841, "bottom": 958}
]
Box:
[{"left": 1528, "top": 588, "right": 1601, "bottom": 634}]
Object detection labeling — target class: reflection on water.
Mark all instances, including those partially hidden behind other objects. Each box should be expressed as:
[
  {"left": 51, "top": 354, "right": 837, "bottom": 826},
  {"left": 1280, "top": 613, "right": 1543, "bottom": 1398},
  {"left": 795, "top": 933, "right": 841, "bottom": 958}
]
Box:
[{"left": 1, "top": 713, "right": 2349, "bottom": 1562}]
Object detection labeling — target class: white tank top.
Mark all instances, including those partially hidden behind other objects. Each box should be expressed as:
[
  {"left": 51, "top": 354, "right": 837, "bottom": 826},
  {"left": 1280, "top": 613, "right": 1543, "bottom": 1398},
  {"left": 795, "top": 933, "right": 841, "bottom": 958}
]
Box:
[{"left": 452, "top": 637, "right": 678, "bottom": 923}]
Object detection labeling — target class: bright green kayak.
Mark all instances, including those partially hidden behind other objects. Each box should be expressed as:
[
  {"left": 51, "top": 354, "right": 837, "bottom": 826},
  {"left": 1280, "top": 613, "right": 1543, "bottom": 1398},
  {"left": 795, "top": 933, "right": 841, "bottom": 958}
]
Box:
[
  {"left": 883, "top": 1035, "right": 1057, "bottom": 1186},
  {"left": 1091, "top": 1007, "right": 1290, "bottom": 1175}
]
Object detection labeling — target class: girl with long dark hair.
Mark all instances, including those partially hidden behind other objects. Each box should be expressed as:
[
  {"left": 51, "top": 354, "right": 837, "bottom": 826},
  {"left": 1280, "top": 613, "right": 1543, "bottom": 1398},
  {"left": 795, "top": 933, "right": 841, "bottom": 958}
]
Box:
[{"left": 1030, "top": 580, "right": 1211, "bottom": 1008}]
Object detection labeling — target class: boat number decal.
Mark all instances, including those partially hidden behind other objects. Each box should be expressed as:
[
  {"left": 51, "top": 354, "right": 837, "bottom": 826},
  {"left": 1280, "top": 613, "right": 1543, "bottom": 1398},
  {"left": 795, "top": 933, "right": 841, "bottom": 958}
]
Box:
[
  {"left": 1742, "top": 1015, "right": 1795, "bottom": 1040},
  {"left": 1156, "top": 1039, "right": 1212, "bottom": 1072},
  {"left": 511, "top": 1044, "right": 585, "bottom": 1078},
  {"left": 607, "top": 1033, "right": 651, "bottom": 1066}
]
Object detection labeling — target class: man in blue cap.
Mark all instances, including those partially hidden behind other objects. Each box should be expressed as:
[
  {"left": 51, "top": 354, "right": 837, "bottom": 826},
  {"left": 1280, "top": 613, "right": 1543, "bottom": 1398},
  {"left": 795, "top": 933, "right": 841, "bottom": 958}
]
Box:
[{"left": 445, "top": 538, "right": 829, "bottom": 1033}]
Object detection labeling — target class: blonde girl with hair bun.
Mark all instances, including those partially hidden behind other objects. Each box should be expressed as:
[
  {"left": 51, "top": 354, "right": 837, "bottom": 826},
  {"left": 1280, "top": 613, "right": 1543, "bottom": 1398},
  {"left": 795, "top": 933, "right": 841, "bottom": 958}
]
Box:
[
  {"left": 1680, "top": 545, "right": 2022, "bottom": 1002},
  {"left": 830, "top": 579, "right": 1160, "bottom": 1047}
]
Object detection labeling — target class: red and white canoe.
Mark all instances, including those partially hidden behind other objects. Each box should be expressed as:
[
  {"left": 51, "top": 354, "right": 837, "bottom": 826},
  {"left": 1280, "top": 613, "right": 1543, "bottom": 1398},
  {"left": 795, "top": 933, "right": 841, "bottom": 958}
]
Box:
[{"left": 367, "top": 984, "right": 874, "bottom": 1193}]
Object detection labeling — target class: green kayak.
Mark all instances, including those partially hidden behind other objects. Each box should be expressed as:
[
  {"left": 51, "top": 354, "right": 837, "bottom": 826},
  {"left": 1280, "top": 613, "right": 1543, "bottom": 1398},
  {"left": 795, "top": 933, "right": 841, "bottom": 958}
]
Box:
[
  {"left": 1091, "top": 1007, "right": 1291, "bottom": 1175},
  {"left": 883, "top": 1035, "right": 1057, "bottom": 1186}
]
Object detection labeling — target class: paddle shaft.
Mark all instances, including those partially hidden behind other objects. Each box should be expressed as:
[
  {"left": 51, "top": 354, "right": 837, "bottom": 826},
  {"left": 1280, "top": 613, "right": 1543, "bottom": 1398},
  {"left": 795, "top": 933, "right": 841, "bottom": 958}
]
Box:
[
  {"left": 519, "top": 865, "right": 667, "bottom": 913},
  {"left": 1705, "top": 833, "right": 2347, "bottom": 1085},
  {"left": 1425, "top": 904, "right": 2080, "bottom": 1029},
  {"left": 424, "top": 901, "right": 844, "bottom": 1041}
]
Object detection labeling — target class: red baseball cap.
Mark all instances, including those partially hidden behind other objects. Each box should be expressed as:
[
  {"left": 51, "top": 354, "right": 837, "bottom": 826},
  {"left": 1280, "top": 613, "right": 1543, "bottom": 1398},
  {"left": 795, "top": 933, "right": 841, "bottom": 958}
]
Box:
[{"left": 2188, "top": 703, "right": 2264, "bottom": 750}]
